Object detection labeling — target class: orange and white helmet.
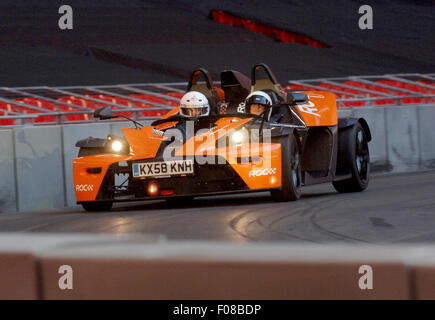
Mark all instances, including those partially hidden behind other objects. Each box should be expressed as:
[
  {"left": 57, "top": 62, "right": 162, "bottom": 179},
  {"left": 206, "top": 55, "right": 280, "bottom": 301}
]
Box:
[{"left": 179, "top": 91, "right": 210, "bottom": 118}]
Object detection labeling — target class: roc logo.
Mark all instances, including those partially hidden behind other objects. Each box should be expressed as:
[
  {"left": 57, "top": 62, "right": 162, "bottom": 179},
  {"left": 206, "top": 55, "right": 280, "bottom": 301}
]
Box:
[
  {"left": 237, "top": 102, "right": 246, "bottom": 113},
  {"left": 75, "top": 184, "right": 94, "bottom": 192},
  {"left": 249, "top": 168, "right": 277, "bottom": 178}
]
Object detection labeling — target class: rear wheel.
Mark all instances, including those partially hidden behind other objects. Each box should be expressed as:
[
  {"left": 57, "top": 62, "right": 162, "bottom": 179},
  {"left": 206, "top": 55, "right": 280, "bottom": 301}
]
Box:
[
  {"left": 81, "top": 201, "right": 113, "bottom": 212},
  {"left": 333, "top": 123, "right": 370, "bottom": 193},
  {"left": 271, "top": 135, "right": 301, "bottom": 201}
]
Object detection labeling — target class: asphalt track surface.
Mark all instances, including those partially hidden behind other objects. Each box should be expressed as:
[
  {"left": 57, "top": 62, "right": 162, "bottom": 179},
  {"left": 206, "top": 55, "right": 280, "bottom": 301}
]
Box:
[{"left": 1, "top": 171, "right": 434, "bottom": 243}]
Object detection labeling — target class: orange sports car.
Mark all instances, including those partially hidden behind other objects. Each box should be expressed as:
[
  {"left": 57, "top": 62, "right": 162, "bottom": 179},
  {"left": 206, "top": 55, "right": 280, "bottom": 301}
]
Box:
[{"left": 73, "top": 64, "right": 371, "bottom": 212}]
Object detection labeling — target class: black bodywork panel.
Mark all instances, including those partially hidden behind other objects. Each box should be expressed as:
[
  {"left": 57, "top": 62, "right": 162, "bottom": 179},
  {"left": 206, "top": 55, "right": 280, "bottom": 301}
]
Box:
[
  {"left": 75, "top": 136, "right": 106, "bottom": 148},
  {"left": 338, "top": 117, "right": 372, "bottom": 142}
]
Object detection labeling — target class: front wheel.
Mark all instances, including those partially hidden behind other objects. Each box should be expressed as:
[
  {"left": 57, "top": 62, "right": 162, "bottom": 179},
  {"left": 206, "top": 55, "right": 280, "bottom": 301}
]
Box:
[
  {"left": 81, "top": 201, "right": 113, "bottom": 212},
  {"left": 333, "top": 123, "right": 370, "bottom": 193},
  {"left": 271, "top": 135, "right": 301, "bottom": 201}
]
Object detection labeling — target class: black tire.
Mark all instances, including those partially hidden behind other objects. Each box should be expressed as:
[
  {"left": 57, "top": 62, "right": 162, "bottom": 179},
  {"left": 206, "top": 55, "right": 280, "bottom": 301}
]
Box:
[
  {"left": 333, "top": 123, "right": 370, "bottom": 193},
  {"left": 81, "top": 201, "right": 113, "bottom": 212},
  {"left": 271, "top": 135, "right": 302, "bottom": 201}
]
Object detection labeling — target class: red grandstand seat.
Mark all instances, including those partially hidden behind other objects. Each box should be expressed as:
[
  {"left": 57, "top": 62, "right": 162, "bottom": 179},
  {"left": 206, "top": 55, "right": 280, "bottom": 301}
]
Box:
[
  {"left": 418, "top": 80, "right": 435, "bottom": 87},
  {"left": 0, "top": 110, "right": 15, "bottom": 126},
  {"left": 82, "top": 94, "right": 135, "bottom": 118},
  {"left": 0, "top": 102, "right": 15, "bottom": 113},
  {"left": 341, "top": 81, "right": 401, "bottom": 105},
  {"left": 129, "top": 93, "right": 178, "bottom": 107},
  {"left": 127, "top": 94, "right": 169, "bottom": 117},
  {"left": 317, "top": 83, "right": 362, "bottom": 96},
  {"left": 165, "top": 92, "right": 184, "bottom": 99},
  {"left": 377, "top": 80, "right": 435, "bottom": 104},
  {"left": 15, "top": 98, "right": 59, "bottom": 123},
  {"left": 56, "top": 96, "right": 90, "bottom": 121}
]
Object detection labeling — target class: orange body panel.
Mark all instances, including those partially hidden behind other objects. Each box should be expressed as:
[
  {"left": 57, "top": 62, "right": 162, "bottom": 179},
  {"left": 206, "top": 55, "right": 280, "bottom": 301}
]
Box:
[
  {"left": 223, "top": 143, "right": 282, "bottom": 189},
  {"left": 122, "top": 127, "right": 164, "bottom": 158},
  {"left": 161, "top": 106, "right": 179, "bottom": 119},
  {"left": 294, "top": 91, "right": 338, "bottom": 127},
  {"left": 73, "top": 154, "right": 130, "bottom": 201}
]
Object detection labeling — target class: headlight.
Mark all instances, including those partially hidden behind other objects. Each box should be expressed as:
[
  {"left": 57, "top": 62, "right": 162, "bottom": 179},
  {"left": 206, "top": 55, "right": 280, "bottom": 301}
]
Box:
[
  {"left": 111, "top": 140, "right": 123, "bottom": 152},
  {"left": 216, "top": 128, "right": 250, "bottom": 149},
  {"left": 105, "top": 135, "right": 130, "bottom": 154},
  {"left": 231, "top": 131, "right": 245, "bottom": 144}
]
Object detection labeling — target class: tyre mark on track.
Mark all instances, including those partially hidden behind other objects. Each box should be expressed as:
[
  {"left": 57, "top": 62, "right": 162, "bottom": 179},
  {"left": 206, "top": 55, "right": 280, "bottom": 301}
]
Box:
[
  {"left": 229, "top": 210, "right": 266, "bottom": 241},
  {"left": 256, "top": 204, "right": 318, "bottom": 242},
  {"left": 309, "top": 211, "right": 371, "bottom": 243},
  {"left": 229, "top": 203, "right": 317, "bottom": 242}
]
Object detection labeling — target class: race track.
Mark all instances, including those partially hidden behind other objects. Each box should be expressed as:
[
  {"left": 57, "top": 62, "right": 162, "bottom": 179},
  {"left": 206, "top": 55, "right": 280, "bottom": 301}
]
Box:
[{"left": 1, "top": 171, "right": 434, "bottom": 243}]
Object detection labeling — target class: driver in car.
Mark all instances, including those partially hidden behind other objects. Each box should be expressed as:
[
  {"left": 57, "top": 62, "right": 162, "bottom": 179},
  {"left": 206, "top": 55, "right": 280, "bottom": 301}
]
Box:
[
  {"left": 244, "top": 91, "right": 273, "bottom": 120},
  {"left": 179, "top": 91, "right": 210, "bottom": 118}
]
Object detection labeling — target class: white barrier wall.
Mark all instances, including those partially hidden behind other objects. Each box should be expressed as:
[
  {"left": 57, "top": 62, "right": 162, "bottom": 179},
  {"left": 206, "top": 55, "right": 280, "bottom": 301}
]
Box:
[
  {"left": 417, "top": 106, "right": 435, "bottom": 169},
  {"left": 0, "top": 130, "right": 17, "bottom": 213},
  {"left": 385, "top": 106, "right": 420, "bottom": 173},
  {"left": 0, "top": 104, "right": 434, "bottom": 213},
  {"left": 13, "top": 126, "right": 65, "bottom": 212}
]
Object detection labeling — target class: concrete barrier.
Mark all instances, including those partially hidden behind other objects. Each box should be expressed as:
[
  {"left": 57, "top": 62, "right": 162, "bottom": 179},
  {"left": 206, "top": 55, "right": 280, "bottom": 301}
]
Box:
[
  {"left": 0, "top": 129, "right": 17, "bottom": 213},
  {"left": 0, "top": 252, "right": 37, "bottom": 299},
  {"left": 40, "top": 257, "right": 408, "bottom": 299},
  {"left": 3, "top": 233, "right": 435, "bottom": 300},
  {"left": 38, "top": 242, "right": 410, "bottom": 300},
  {"left": 385, "top": 106, "right": 420, "bottom": 173},
  {"left": 14, "top": 126, "right": 65, "bottom": 212},
  {"left": 0, "top": 233, "right": 164, "bottom": 299},
  {"left": 110, "top": 120, "right": 134, "bottom": 137},
  {"left": 417, "top": 105, "right": 435, "bottom": 170},
  {"left": 410, "top": 265, "right": 435, "bottom": 299}
]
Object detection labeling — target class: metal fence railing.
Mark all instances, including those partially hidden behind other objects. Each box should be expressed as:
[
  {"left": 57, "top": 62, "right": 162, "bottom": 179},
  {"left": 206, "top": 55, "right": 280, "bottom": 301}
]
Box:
[{"left": 0, "top": 73, "right": 434, "bottom": 127}]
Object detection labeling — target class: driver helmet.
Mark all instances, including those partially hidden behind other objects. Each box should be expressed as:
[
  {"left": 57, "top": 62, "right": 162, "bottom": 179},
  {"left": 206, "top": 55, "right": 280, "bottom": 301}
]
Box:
[
  {"left": 245, "top": 91, "right": 273, "bottom": 120},
  {"left": 179, "top": 91, "right": 210, "bottom": 118}
]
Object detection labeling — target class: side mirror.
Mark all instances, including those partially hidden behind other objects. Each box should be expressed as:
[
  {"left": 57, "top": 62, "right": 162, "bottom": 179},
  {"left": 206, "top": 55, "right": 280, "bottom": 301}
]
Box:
[
  {"left": 94, "top": 106, "right": 117, "bottom": 120},
  {"left": 287, "top": 93, "right": 308, "bottom": 104}
]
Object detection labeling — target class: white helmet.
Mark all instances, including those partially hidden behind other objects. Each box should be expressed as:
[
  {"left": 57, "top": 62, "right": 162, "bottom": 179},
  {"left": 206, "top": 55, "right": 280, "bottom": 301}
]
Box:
[
  {"left": 179, "top": 91, "right": 210, "bottom": 118},
  {"left": 245, "top": 91, "right": 273, "bottom": 120}
]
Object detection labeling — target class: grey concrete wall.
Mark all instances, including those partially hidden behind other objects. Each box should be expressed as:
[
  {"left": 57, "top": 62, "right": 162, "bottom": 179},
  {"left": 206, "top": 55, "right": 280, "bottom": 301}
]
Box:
[
  {"left": 385, "top": 106, "right": 420, "bottom": 173},
  {"left": 0, "top": 104, "right": 434, "bottom": 213},
  {"left": 14, "top": 126, "right": 65, "bottom": 212},
  {"left": 0, "top": 130, "right": 17, "bottom": 213},
  {"left": 417, "top": 105, "right": 435, "bottom": 170}
]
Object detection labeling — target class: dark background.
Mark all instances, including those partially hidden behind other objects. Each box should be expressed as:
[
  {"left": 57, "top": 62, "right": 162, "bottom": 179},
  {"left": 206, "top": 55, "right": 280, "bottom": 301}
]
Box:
[{"left": 0, "top": 0, "right": 433, "bottom": 87}]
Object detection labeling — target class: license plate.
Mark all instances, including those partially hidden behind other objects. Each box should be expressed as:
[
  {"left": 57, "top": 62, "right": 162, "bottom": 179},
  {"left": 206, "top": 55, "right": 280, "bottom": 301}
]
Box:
[{"left": 132, "top": 159, "right": 194, "bottom": 178}]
